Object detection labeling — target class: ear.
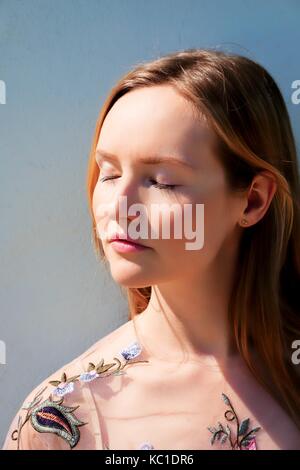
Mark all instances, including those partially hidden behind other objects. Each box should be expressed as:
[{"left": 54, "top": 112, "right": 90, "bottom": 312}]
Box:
[{"left": 239, "top": 171, "right": 277, "bottom": 227}]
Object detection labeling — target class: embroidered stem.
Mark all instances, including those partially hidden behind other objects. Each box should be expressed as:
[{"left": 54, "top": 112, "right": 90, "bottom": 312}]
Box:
[
  {"left": 10, "top": 341, "right": 151, "bottom": 450},
  {"left": 11, "top": 386, "right": 48, "bottom": 449},
  {"left": 207, "top": 393, "right": 261, "bottom": 450},
  {"left": 223, "top": 394, "right": 241, "bottom": 449}
]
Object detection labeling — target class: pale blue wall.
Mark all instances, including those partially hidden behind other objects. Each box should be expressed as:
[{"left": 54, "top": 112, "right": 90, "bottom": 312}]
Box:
[{"left": 0, "top": 0, "right": 299, "bottom": 445}]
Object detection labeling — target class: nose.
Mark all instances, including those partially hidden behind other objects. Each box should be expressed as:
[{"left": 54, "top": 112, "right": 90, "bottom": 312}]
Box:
[{"left": 110, "top": 174, "right": 143, "bottom": 224}]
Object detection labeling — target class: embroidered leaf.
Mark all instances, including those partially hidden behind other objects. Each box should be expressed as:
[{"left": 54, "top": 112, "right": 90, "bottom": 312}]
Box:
[
  {"left": 28, "top": 395, "right": 44, "bottom": 409},
  {"left": 241, "top": 438, "right": 251, "bottom": 446},
  {"left": 242, "top": 438, "right": 257, "bottom": 450},
  {"left": 66, "top": 375, "right": 80, "bottom": 383},
  {"left": 96, "top": 363, "right": 115, "bottom": 374},
  {"left": 221, "top": 393, "right": 230, "bottom": 406},
  {"left": 249, "top": 426, "right": 261, "bottom": 434},
  {"left": 208, "top": 393, "right": 261, "bottom": 450},
  {"left": 112, "top": 370, "right": 126, "bottom": 376},
  {"left": 207, "top": 426, "right": 216, "bottom": 433},
  {"left": 87, "top": 362, "right": 96, "bottom": 372},
  {"left": 22, "top": 386, "right": 48, "bottom": 410},
  {"left": 22, "top": 396, "right": 42, "bottom": 410},
  {"left": 240, "top": 426, "right": 261, "bottom": 446},
  {"left": 238, "top": 418, "right": 250, "bottom": 436},
  {"left": 11, "top": 415, "right": 23, "bottom": 447},
  {"left": 30, "top": 397, "right": 87, "bottom": 449},
  {"left": 217, "top": 421, "right": 223, "bottom": 431},
  {"left": 241, "top": 437, "right": 257, "bottom": 449},
  {"left": 49, "top": 380, "right": 61, "bottom": 387},
  {"left": 95, "top": 359, "right": 104, "bottom": 370}
]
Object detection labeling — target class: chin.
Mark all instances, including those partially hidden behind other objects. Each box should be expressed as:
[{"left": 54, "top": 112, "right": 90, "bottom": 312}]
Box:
[
  {"left": 111, "top": 276, "right": 151, "bottom": 289},
  {"left": 108, "top": 263, "right": 154, "bottom": 288}
]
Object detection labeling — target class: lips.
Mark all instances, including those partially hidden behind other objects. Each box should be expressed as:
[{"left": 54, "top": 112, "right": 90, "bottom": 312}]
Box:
[{"left": 108, "top": 232, "right": 148, "bottom": 248}]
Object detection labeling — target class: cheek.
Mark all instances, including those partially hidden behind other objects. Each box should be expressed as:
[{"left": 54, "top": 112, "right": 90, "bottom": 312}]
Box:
[
  {"left": 92, "top": 184, "right": 108, "bottom": 242},
  {"left": 149, "top": 202, "right": 201, "bottom": 260},
  {"left": 92, "top": 186, "right": 98, "bottom": 220},
  {"left": 159, "top": 180, "right": 231, "bottom": 262},
  {"left": 200, "top": 187, "right": 236, "bottom": 257}
]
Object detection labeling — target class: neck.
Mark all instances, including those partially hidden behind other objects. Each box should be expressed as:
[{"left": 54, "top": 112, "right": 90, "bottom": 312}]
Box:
[{"left": 134, "top": 259, "right": 240, "bottom": 369}]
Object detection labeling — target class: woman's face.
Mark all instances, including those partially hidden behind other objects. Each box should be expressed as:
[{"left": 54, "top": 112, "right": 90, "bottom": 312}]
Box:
[{"left": 92, "top": 85, "right": 243, "bottom": 287}]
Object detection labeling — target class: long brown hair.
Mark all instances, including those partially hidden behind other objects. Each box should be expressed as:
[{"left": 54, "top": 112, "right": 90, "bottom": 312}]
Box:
[{"left": 86, "top": 48, "right": 300, "bottom": 430}]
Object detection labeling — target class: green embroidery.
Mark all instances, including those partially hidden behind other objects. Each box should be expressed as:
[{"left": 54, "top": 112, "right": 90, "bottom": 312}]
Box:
[
  {"left": 11, "top": 386, "right": 48, "bottom": 450},
  {"left": 207, "top": 393, "right": 261, "bottom": 449},
  {"left": 30, "top": 396, "right": 86, "bottom": 448},
  {"left": 11, "top": 344, "right": 149, "bottom": 450}
]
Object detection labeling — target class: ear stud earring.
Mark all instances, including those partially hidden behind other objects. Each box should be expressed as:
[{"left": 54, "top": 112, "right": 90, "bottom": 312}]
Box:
[{"left": 241, "top": 219, "right": 248, "bottom": 226}]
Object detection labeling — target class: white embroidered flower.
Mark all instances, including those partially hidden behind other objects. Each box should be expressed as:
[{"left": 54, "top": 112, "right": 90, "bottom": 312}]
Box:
[
  {"left": 79, "top": 370, "right": 100, "bottom": 382},
  {"left": 52, "top": 381, "right": 75, "bottom": 397},
  {"left": 139, "top": 441, "right": 154, "bottom": 450},
  {"left": 120, "top": 341, "right": 142, "bottom": 361}
]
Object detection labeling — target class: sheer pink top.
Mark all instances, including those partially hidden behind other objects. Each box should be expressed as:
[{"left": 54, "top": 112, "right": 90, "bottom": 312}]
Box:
[{"left": 3, "top": 319, "right": 297, "bottom": 450}]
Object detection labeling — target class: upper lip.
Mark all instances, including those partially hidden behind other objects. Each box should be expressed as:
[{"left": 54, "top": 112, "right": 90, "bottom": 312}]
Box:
[{"left": 108, "top": 232, "right": 148, "bottom": 247}]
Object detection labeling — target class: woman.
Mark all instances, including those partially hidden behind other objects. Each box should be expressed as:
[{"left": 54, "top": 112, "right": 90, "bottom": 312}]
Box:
[{"left": 3, "top": 48, "right": 300, "bottom": 450}]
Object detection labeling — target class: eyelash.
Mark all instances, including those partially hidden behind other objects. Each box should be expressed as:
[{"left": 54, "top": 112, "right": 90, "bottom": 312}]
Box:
[{"left": 98, "top": 175, "right": 177, "bottom": 191}]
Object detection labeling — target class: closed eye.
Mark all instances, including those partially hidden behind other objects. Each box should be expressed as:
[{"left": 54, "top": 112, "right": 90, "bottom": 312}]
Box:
[
  {"left": 98, "top": 175, "right": 177, "bottom": 191},
  {"left": 149, "top": 179, "right": 177, "bottom": 191},
  {"left": 98, "top": 175, "right": 118, "bottom": 183}
]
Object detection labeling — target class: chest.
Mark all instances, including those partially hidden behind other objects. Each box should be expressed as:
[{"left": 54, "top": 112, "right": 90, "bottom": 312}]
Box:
[{"left": 93, "top": 361, "right": 268, "bottom": 450}]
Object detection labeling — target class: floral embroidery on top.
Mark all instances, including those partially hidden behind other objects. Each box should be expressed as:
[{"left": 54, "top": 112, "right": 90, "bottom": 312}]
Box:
[
  {"left": 207, "top": 393, "right": 261, "bottom": 450},
  {"left": 10, "top": 342, "right": 261, "bottom": 450},
  {"left": 139, "top": 441, "right": 155, "bottom": 450},
  {"left": 29, "top": 395, "right": 86, "bottom": 448},
  {"left": 10, "top": 341, "right": 148, "bottom": 449}
]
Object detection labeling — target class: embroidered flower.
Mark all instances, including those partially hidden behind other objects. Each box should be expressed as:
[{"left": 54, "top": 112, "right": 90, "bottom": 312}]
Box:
[
  {"left": 207, "top": 393, "right": 261, "bottom": 450},
  {"left": 11, "top": 345, "right": 149, "bottom": 450},
  {"left": 49, "top": 372, "right": 79, "bottom": 398},
  {"left": 79, "top": 370, "right": 100, "bottom": 382},
  {"left": 120, "top": 341, "right": 142, "bottom": 361},
  {"left": 241, "top": 437, "right": 257, "bottom": 450},
  {"left": 139, "top": 441, "right": 154, "bottom": 449},
  {"left": 11, "top": 386, "right": 87, "bottom": 450},
  {"left": 52, "top": 381, "right": 75, "bottom": 397}
]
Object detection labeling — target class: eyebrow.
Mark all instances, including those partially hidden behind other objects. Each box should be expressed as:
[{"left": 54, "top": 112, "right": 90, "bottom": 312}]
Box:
[{"left": 95, "top": 148, "right": 196, "bottom": 170}]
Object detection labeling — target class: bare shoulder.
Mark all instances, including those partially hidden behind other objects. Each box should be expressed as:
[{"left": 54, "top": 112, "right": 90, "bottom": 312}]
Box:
[
  {"left": 76, "top": 319, "right": 139, "bottom": 368},
  {"left": 2, "top": 320, "right": 137, "bottom": 450},
  {"left": 2, "top": 350, "right": 89, "bottom": 450}
]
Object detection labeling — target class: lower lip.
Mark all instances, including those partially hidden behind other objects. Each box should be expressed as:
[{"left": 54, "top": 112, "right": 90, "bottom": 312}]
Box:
[{"left": 109, "top": 240, "right": 149, "bottom": 253}]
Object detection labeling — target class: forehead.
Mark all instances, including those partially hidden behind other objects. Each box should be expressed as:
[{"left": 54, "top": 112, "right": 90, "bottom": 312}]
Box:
[{"left": 97, "top": 85, "right": 216, "bottom": 168}]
